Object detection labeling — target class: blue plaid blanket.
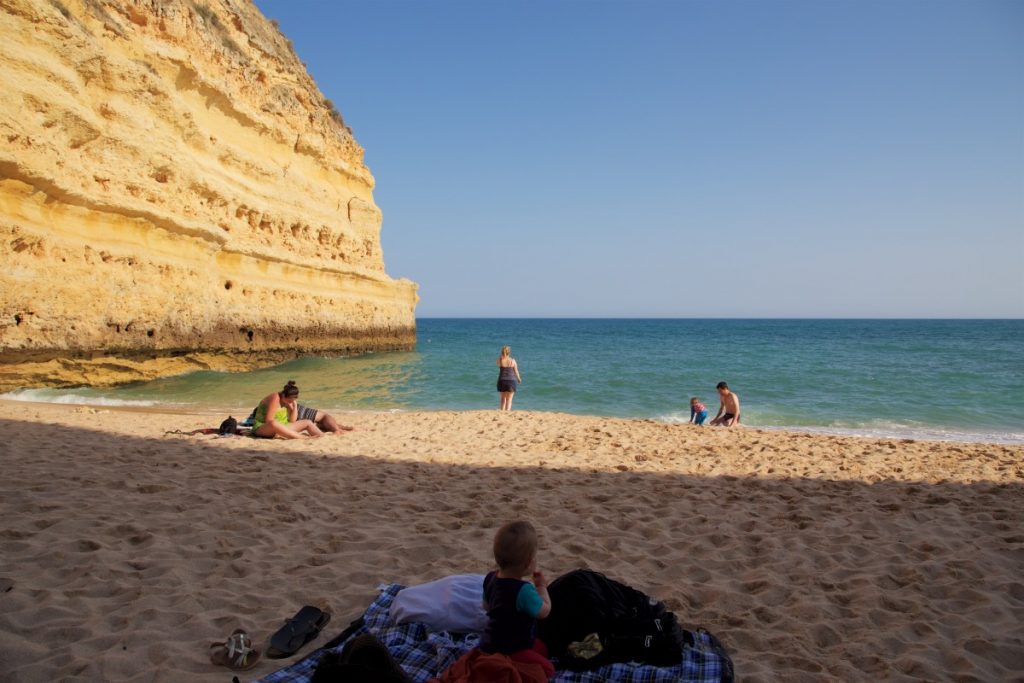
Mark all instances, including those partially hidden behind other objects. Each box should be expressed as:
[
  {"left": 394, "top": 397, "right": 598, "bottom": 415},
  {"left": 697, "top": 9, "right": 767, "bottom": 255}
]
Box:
[{"left": 255, "top": 584, "right": 732, "bottom": 683}]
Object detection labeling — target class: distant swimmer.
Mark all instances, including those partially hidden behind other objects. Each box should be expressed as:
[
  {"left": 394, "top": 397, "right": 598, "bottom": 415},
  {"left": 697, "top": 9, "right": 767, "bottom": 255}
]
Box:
[
  {"left": 497, "top": 345, "right": 523, "bottom": 411},
  {"left": 709, "top": 381, "right": 741, "bottom": 427}
]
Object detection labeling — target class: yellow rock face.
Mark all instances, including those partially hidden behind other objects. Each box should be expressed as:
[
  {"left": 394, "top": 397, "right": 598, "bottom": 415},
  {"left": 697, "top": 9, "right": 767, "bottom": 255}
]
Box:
[{"left": 0, "top": 0, "right": 418, "bottom": 390}]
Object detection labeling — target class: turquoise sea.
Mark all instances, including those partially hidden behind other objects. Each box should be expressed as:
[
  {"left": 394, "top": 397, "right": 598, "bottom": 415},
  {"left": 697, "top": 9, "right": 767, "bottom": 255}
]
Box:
[{"left": 5, "top": 319, "right": 1023, "bottom": 444}]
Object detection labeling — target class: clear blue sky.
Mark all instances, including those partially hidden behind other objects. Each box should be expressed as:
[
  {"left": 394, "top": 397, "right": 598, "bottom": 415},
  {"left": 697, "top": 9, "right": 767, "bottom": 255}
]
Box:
[{"left": 254, "top": 0, "right": 1023, "bottom": 318}]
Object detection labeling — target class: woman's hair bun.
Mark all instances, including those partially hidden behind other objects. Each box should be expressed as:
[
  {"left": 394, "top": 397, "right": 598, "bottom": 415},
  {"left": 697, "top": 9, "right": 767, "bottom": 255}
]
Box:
[{"left": 286, "top": 380, "right": 297, "bottom": 387}]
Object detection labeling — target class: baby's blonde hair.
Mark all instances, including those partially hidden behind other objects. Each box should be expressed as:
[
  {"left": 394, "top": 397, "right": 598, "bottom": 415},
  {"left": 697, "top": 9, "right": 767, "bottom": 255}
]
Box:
[
  {"left": 493, "top": 520, "right": 537, "bottom": 575},
  {"left": 690, "top": 396, "right": 700, "bottom": 403}
]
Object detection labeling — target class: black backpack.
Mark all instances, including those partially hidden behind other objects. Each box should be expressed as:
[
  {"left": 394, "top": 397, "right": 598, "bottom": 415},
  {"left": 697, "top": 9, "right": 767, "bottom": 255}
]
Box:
[
  {"left": 538, "top": 569, "right": 687, "bottom": 670},
  {"left": 217, "top": 416, "right": 238, "bottom": 436}
]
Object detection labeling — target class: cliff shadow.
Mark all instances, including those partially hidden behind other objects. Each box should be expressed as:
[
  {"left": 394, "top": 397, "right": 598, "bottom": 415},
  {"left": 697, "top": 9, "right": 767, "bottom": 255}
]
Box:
[{"left": 0, "top": 419, "right": 1021, "bottom": 682}]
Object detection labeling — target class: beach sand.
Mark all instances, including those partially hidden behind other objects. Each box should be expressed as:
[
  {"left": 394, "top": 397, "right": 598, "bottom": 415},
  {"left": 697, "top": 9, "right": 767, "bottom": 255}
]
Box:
[{"left": 1, "top": 400, "right": 1022, "bottom": 682}]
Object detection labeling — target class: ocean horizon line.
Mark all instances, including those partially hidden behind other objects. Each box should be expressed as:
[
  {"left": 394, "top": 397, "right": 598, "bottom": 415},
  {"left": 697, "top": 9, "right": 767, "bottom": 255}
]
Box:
[{"left": 414, "top": 316, "right": 1024, "bottom": 321}]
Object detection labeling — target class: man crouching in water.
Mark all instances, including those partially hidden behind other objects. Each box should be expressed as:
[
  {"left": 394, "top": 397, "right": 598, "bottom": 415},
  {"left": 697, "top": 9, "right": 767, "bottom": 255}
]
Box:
[{"left": 710, "top": 381, "right": 741, "bottom": 427}]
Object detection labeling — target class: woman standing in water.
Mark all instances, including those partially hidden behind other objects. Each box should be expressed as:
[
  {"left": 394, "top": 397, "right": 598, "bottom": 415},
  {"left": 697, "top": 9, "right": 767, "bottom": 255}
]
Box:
[{"left": 496, "top": 345, "right": 523, "bottom": 411}]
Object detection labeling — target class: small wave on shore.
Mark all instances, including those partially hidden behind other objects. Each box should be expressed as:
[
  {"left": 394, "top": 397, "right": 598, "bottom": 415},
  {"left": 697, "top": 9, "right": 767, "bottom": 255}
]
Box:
[
  {"left": 778, "top": 422, "right": 1024, "bottom": 446},
  {"left": 657, "top": 410, "right": 1024, "bottom": 445},
  {"left": 0, "top": 388, "right": 162, "bottom": 408}
]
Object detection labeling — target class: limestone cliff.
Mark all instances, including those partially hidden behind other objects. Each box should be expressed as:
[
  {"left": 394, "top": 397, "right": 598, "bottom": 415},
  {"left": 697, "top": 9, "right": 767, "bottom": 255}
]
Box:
[{"left": 0, "top": 0, "right": 418, "bottom": 390}]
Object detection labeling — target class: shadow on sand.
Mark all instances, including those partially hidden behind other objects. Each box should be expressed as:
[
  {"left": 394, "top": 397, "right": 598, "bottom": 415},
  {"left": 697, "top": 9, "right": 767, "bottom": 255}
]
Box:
[{"left": 0, "top": 419, "right": 1021, "bottom": 682}]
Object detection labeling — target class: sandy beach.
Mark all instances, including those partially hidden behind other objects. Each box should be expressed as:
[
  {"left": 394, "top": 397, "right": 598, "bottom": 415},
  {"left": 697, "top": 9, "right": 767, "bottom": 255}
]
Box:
[{"left": 0, "top": 399, "right": 1022, "bottom": 682}]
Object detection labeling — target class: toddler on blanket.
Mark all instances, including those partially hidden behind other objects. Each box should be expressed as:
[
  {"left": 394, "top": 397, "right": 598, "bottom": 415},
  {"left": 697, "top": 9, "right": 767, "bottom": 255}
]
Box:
[{"left": 480, "top": 520, "right": 554, "bottom": 678}]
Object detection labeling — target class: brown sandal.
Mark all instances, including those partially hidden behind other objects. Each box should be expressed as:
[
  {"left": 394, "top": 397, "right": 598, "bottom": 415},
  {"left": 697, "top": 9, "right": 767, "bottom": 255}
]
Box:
[{"left": 210, "top": 629, "right": 261, "bottom": 671}]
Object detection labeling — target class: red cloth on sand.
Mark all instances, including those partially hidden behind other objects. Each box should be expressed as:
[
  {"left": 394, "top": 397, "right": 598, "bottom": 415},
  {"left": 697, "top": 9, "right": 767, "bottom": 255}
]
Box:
[
  {"left": 509, "top": 639, "right": 555, "bottom": 679},
  {"left": 431, "top": 646, "right": 549, "bottom": 683}
]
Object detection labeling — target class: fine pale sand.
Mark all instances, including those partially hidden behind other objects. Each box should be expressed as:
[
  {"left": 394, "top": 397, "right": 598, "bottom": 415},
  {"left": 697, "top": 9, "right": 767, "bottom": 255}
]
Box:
[{"left": 1, "top": 400, "right": 1022, "bottom": 682}]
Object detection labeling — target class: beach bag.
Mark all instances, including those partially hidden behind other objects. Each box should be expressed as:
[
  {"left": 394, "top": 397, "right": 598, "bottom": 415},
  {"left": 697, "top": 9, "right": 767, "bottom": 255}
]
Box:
[
  {"left": 538, "top": 569, "right": 687, "bottom": 671},
  {"left": 218, "top": 416, "right": 238, "bottom": 436},
  {"left": 602, "top": 610, "right": 689, "bottom": 666}
]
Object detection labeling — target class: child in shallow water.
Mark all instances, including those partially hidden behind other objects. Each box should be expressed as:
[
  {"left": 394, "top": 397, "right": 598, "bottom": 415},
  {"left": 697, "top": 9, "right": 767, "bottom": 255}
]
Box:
[
  {"left": 480, "top": 521, "right": 554, "bottom": 678},
  {"left": 690, "top": 397, "right": 708, "bottom": 425}
]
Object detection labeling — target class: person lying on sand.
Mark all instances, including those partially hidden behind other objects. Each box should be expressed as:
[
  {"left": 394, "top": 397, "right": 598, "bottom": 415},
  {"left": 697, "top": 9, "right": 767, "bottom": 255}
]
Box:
[
  {"left": 252, "top": 381, "right": 325, "bottom": 439},
  {"left": 709, "top": 381, "right": 741, "bottom": 427},
  {"left": 294, "top": 404, "right": 355, "bottom": 434}
]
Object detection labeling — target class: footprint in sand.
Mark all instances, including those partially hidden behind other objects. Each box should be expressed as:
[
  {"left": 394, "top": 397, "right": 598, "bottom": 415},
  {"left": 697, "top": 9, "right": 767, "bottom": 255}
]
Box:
[
  {"left": 128, "top": 533, "right": 154, "bottom": 547},
  {"left": 0, "top": 529, "right": 34, "bottom": 540},
  {"left": 137, "top": 484, "right": 173, "bottom": 494},
  {"left": 742, "top": 579, "right": 769, "bottom": 594}
]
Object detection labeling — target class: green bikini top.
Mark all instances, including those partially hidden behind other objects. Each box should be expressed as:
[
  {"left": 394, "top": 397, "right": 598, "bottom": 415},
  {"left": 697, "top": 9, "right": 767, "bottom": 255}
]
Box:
[{"left": 254, "top": 402, "right": 289, "bottom": 426}]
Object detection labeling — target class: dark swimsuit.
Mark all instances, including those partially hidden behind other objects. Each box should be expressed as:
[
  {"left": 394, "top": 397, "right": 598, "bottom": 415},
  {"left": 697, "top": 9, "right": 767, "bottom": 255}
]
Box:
[{"left": 497, "top": 363, "right": 518, "bottom": 393}]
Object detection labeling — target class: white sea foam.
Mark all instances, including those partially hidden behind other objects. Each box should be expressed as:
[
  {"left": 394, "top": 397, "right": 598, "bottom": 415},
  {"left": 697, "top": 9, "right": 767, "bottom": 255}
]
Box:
[
  {"left": 0, "top": 389, "right": 161, "bottom": 408},
  {"left": 656, "top": 411, "right": 1024, "bottom": 445},
  {"left": 770, "top": 424, "right": 1024, "bottom": 446}
]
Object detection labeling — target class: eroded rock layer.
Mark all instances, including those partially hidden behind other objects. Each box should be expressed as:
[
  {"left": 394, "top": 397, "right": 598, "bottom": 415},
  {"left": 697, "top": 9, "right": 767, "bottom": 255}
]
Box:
[{"left": 0, "top": 0, "right": 418, "bottom": 390}]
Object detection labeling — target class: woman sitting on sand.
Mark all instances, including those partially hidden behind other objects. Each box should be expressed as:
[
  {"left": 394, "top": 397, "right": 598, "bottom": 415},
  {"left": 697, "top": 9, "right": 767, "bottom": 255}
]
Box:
[{"left": 252, "top": 381, "right": 324, "bottom": 439}]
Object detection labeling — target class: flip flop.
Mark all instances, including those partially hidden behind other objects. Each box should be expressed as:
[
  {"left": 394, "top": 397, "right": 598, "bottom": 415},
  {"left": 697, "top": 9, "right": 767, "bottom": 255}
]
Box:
[
  {"left": 266, "top": 605, "right": 331, "bottom": 659},
  {"left": 210, "top": 629, "right": 261, "bottom": 671}
]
